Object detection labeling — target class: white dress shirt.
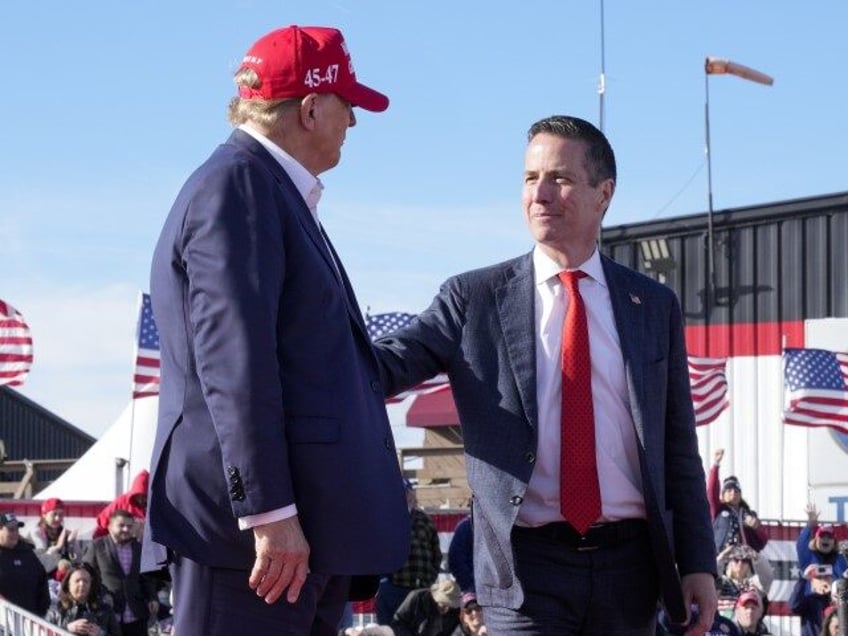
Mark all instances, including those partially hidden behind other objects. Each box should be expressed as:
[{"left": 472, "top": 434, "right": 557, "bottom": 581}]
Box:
[{"left": 516, "top": 246, "right": 647, "bottom": 527}]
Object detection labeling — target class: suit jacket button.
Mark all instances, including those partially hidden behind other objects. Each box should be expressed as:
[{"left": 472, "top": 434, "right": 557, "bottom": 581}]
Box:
[
  {"left": 384, "top": 437, "right": 392, "bottom": 450},
  {"left": 370, "top": 379, "right": 381, "bottom": 392},
  {"left": 524, "top": 452, "right": 536, "bottom": 464},
  {"left": 510, "top": 495, "right": 523, "bottom": 506}
]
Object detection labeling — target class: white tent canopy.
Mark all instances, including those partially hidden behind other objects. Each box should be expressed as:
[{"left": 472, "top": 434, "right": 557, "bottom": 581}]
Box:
[
  {"left": 37, "top": 396, "right": 424, "bottom": 503},
  {"left": 36, "top": 398, "right": 158, "bottom": 502}
]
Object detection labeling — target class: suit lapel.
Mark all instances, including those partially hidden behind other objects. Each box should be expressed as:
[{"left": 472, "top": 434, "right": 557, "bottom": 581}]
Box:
[
  {"left": 602, "top": 256, "right": 647, "bottom": 446},
  {"left": 227, "top": 130, "right": 368, "bottom": 339},
  {"left": 495, "top": 253, "right": 538, "bottom": 429},
  {"left": 320, "top": 229, "right": 370, "bottom": 339},
  {"left": 602, "top": 256, "right": 686, "bottom": 619}
]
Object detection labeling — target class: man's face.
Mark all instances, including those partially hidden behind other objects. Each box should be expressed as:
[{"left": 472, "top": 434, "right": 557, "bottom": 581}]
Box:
[
  {"left": 522, "top": 133, "right": 613, "bottom": 260},
  {"left": 311, "top": 93, "right": 356, "bottom": 174},
  {"left": 108, "top": 515, "right": 135, "bottom": 544},
  {"left": 734, "top": 600, "right": 762, "bottom": 630},
  {"left": 0, "top": 524, "right": 19, "bottom": 548}
]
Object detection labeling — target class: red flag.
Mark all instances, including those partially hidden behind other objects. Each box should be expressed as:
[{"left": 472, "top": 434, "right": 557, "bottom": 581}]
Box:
[{"left": 0, "top": 299, "right": 34, "bottom": 387}]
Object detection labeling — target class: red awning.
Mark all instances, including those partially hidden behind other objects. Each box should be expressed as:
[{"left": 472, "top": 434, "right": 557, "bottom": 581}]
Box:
[{"left": 406, "top": 386, "right": 460, "bottom": 428}]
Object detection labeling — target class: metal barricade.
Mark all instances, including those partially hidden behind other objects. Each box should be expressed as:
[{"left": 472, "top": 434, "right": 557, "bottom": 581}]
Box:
[{"left": 0, "top": 598, "right": 71, "bottom": 636}]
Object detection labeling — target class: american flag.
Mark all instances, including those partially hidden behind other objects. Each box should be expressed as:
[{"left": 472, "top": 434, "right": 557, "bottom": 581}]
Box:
[
  {"left": 133, "top": 293, "right": 160, "bottom": 399},
  {"left": 365, "top": 311, "right": 450, "bottom": 403},
  {"left": 687, "top": 355, "right": 729, "bottom": 426},
  {"left": 0, "top": 299, "right": 33, "bottom": 387},
  {"left": 782, "top": 347, "right": 848, "bottom": 434}
]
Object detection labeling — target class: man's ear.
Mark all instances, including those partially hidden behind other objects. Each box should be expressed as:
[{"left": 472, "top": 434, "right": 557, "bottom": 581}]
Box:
[{"left": 298, "top": 93, "right": 318, "bottom": 130}]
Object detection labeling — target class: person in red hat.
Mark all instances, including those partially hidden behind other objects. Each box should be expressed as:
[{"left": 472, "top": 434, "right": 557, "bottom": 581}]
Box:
[
  {"left": 146, "top": 24, "right": 408, "bottom": 636},
  {"left": 820, "top": 605, "right": 839, "bottom": 636},
  {"left": 732, "top": 589, "right": 769, "bottom": 635},
  {"left": 23, "top": 497, "right": 78, "bottom": 575},
  {"left": 796, "top": 503, "right": 847, "bottom": 581}
]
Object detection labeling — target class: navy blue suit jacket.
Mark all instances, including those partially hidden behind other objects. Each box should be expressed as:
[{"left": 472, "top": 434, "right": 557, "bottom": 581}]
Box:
[
  {"left": 373, "top": 252, "right": 716, "bottom": 621},
  {"left": 145, "top": 130, "right": 409, "bottom": 578}
]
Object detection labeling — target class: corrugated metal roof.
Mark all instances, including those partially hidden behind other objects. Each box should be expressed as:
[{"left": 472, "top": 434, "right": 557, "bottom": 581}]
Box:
[{"left": 601, "top": 190, "right": 848, "bottom": 326}]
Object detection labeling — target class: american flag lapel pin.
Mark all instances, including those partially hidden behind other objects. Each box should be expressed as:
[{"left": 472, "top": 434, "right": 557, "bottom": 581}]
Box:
[{"left": 629, "top": 293, "right": 641, "bottom": 305}]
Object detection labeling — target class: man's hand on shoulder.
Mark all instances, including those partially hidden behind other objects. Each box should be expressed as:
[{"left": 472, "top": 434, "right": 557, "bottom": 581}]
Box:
[
  {"left": 249, "top": 516, "right": 310, "bottom": 605},
  {"left": 681, "top": 572, "right": 717, "bottom": 636}
]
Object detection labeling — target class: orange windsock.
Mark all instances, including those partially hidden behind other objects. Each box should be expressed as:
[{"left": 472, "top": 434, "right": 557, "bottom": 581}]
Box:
[{"left": 705, "top": 57, "right": 774, "bottom": 86}]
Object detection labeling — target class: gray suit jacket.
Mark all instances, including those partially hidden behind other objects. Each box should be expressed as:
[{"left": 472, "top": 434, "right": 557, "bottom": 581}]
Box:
[{"left": 373, "top": 252, "right": 716, "bottom": 621}]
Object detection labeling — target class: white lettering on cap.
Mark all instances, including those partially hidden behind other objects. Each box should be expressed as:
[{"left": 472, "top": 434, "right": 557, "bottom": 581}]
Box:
[
  {"left": 303, "top": 64, "right": 340, "bottom": 88},
  {"left": 242, "top": 55, "right": 263, "bottom": 65}
]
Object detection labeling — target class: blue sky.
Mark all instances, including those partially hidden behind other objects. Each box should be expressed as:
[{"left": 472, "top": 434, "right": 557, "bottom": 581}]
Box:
[{"left": 3, "top": 1, "right": 847, "bottom": 436}]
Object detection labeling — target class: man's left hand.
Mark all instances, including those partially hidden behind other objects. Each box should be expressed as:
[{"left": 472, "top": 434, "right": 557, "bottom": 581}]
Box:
[{"left": 681, "top": 572, "right": 717, "bottom": 636}]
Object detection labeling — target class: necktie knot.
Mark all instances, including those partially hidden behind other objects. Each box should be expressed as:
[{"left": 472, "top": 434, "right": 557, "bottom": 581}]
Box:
[{"left": 557, "top": 270, "right": 587, "bottom": 294}]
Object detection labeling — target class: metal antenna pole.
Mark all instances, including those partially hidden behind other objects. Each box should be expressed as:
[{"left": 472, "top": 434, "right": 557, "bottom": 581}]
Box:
[
  {"left": 598, "top": 0, "right": 606, "bottom": 133},
  {"left": 704, "top": 67, "right": 716, "bottom": 320},
  {"left": 597, "top": 0, "right": 607, "bottom": 250}
]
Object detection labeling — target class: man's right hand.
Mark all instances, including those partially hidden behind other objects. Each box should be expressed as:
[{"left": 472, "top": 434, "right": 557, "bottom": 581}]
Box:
[{"left": 249, "top": 516, "right": 310, "bottom": 605}]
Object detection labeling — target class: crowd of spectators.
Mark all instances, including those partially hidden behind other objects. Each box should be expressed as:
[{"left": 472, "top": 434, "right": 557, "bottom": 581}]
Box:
[
  {"left": 0, "top": 471, "right": 172, "bottom": 635},
  {"left": 0, "top": 458, "right": 844, "bottom": 636}
]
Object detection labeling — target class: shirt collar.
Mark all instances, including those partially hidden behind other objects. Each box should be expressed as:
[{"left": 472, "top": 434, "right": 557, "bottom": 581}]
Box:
[
  {"left": 532, "top": 245, "right": 607, "bottom": 289},
  {"left": 238, "top": 124, "right": 324, "bottom": 215}
]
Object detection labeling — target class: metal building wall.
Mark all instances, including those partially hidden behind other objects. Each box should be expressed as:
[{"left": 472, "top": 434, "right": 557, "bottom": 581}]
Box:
[
  {"left": 602, "top": 191, "right": 848, "bottom": 342},
  {"left": 0, "top": 387, "right": 95, "bottom": 482}
]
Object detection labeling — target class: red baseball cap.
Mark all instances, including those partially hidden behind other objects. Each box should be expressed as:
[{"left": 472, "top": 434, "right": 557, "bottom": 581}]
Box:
[
  {"left": 816, "top": 524, "right": 835, "bottom": 538},
  {"left": 736, "top": 590, "right": 761, "bottom": 608},
  {"left": 236, "top": 25, "right": 389, "bottom": 112}
]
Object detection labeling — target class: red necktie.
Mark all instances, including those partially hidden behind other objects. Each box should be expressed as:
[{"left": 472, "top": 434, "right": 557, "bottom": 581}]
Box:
[{"left": 558, "top": 270, "right": 601, "bottom": 535}]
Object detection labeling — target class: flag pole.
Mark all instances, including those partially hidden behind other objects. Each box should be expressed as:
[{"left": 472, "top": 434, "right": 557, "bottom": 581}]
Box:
[
  {"left": 779, "top": 334, "right": 787, "bottom": 521},
  {"left": 125, "top": 291, "right": 146, "bottom": 492},
  {"left": 703, "top": 56, "right": 773, "bottom": 333}
]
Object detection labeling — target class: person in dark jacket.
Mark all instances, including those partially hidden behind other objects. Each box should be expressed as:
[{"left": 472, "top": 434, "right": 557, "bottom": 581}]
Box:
[
  {"left": 0, "top": 511, "right": 50, "bottom": 616},
  {"left": 391, "top": 578, "right": 461, "bottom": 636},
  {"left": 83, "top": 509, "right": 158, "bottom": 636},
  {"left": 46, "top": 561, "right": 120, "bottom": 635},
  {"left": 447, "top": 515, "right": 474, "bottom": 595},
  {"left": 790, "top": 565, "right": 835, "bottom": 636}
]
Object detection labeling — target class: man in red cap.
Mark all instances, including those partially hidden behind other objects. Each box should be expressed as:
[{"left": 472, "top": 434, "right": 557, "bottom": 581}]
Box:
[{"left": 145, "top": 25, "right": 409, "bottom": 635}]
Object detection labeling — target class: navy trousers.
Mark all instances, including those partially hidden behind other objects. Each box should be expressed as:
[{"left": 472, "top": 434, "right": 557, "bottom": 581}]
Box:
[{"left": 170, "top": 554, "right": 350, "bottom": 635}]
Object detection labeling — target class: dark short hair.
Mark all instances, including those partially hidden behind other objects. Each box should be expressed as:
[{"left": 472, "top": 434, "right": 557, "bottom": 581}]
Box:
[
  {"left": 527, "top": 115, "right": 616, "bottom": 187},
  {"left": 109, "top": 509, "right": 133, "bottom": 522}
]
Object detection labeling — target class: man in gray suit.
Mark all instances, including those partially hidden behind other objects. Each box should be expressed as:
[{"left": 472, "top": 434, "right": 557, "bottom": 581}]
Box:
[{"left": 373, "top": 115, "right": 717, "bottom": 635}]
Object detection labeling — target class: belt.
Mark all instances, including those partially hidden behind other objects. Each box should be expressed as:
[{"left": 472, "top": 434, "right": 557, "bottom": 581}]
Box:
[{"left": 514, "top": 519, "right": 648, "bottom": 551}]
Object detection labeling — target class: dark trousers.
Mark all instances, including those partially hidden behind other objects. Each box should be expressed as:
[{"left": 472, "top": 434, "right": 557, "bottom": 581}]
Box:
[
  {"left": 119, "top": 620, "right": 148, "bottom": 636},
  {"left": 483, "top": 522, "right": 659, "bottom": 636},
  {"left": 170, "top": 554, "right": 350, "bottom": 636}
]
